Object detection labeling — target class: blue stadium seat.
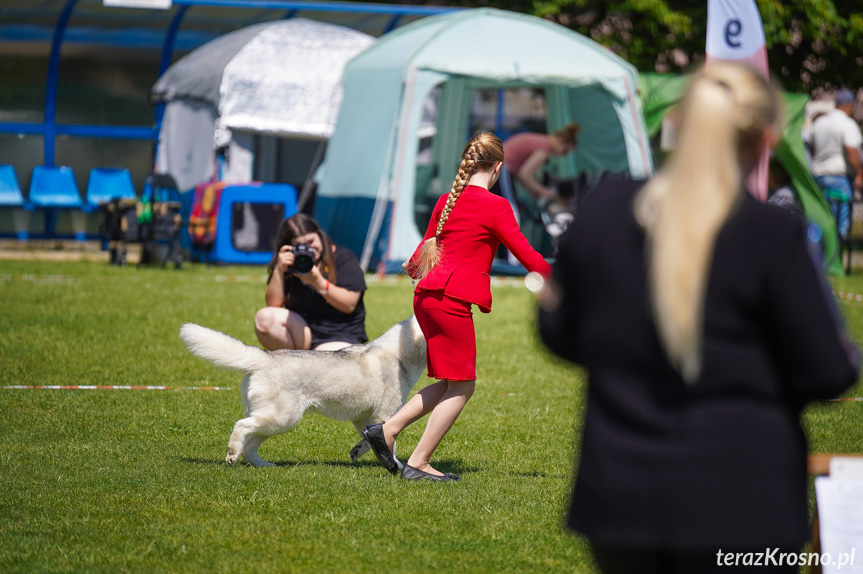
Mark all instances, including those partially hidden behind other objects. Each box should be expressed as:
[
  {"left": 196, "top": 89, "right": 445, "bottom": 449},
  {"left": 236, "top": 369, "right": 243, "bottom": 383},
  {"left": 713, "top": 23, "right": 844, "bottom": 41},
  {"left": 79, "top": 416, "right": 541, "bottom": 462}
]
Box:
[
  {"left": 85, "top": 167, "right": 137, "bottom": 209},
  {"left": 29, "top": 166, "right": 82, "bottom": 208},
  {"left": 29, "top": 166, "right": 86, "bottom": 240},
  {"left": 0, "top": 164, "right": 31, "bottom": 208},
  {"left": 0, "top": 165, "right": 33, "bottom": 240}
]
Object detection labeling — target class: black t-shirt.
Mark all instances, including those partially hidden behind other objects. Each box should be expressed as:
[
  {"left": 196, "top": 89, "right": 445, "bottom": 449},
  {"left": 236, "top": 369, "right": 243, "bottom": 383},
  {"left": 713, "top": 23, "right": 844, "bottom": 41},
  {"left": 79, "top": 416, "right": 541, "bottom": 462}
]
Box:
[{"left": 284, "top": 246, "right": 367, "bottom": 347}]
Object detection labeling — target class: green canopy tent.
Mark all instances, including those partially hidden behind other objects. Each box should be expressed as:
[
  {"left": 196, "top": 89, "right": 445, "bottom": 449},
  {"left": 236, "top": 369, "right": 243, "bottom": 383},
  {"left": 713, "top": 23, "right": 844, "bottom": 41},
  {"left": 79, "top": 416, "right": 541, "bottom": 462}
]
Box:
[
  {"left": 314, "top": 8, "right": 654, "bottom": 273},
  {"left": 640, "top": 73, "right": 843, "bottom": 276}
]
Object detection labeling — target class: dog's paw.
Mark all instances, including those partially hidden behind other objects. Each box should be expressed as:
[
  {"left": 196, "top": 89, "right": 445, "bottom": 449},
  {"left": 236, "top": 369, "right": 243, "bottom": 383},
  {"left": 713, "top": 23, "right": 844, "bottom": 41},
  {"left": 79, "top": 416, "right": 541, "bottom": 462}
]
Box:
[{"left": 225, "top": 451, "right": 240, "bottom": 466}]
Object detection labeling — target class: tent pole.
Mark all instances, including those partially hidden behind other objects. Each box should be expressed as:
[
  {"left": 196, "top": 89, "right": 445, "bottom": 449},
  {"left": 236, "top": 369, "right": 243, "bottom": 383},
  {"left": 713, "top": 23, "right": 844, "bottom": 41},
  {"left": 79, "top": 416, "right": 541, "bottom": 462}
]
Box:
[
  {"left": 297, "top": 139, "right": 327, "bottom": 213},
  {"left": 622, "top": 75, "right": 653, "bottom": 177},
  {"left": 360, "top": 67, "right": 417, "bottom": 270},
  {"left": 495, "top": 89, "right": 505, "bottom": 136}
]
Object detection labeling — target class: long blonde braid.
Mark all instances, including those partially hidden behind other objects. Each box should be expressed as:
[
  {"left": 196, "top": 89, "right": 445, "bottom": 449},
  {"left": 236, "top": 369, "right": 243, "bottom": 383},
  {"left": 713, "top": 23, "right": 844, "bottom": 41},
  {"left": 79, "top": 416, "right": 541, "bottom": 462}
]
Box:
[{"left": 411, "top": 132, "right": 503, "bottom": 280}]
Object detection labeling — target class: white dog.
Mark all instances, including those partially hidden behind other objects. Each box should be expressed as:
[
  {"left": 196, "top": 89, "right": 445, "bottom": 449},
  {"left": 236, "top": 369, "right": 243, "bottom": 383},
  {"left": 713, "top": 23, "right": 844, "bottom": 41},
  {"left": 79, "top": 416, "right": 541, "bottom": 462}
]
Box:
[{"left": 179, "top": 316, "right": 426, "bottom": 467}]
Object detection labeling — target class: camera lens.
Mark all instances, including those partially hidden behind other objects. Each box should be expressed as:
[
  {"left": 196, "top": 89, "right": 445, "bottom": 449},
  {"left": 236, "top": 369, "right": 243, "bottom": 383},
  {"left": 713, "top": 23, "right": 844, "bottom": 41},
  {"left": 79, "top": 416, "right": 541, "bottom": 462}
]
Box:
[{"left": 293, "top": 244, "right": 315, "bottom": 275}]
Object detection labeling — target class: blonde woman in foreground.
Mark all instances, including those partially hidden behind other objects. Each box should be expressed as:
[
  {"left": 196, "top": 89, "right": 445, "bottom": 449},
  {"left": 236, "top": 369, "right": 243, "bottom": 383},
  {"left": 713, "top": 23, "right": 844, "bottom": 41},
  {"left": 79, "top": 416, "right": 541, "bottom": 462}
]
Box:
[{"left": 538, "top": 62, "right": 859, "bottom": 572}]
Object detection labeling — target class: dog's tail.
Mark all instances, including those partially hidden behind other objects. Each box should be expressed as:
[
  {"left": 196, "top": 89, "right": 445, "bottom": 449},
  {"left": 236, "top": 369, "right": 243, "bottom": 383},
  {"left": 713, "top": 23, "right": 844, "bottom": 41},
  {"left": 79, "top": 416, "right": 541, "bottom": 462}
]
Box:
[{"left": 179, "top": 323, "right": 270, "bottom": 373}]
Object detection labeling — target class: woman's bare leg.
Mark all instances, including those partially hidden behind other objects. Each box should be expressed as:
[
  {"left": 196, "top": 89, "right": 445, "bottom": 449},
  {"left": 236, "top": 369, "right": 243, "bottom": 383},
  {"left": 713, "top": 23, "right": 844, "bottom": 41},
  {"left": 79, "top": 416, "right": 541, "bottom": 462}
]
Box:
[
  {"left": 254, "top": 307, "right": 311, "bottom": 350},
  {"left": 406, "top": 379, "right": 475, "bottom": 475},
  {"left": 380, "top": 380, "right": 449, "bottom": 453}
]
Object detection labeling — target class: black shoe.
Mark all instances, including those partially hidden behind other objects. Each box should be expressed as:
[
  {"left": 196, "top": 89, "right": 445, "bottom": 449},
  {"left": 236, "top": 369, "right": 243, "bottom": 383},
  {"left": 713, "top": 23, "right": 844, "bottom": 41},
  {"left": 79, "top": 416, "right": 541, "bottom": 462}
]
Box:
[
  {"left": 361, "top": 423, "right": 399, "bottom": 475},
  {"left": 444, "top": 473, "right": 461, "bottom": 481},
  {"left": 401, "top": 463, "right": 453, "bottom": 482}
]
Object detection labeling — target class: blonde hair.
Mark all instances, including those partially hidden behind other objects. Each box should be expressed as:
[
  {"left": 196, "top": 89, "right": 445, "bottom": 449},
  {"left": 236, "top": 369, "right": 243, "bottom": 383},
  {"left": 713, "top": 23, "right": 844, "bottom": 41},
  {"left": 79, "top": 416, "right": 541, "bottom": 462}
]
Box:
[
  {"left": 634, "top": 62, "right": 780, "bottom": 383},
  {"left": 411, "top": 131, "right": 504, "bottom": 280}
]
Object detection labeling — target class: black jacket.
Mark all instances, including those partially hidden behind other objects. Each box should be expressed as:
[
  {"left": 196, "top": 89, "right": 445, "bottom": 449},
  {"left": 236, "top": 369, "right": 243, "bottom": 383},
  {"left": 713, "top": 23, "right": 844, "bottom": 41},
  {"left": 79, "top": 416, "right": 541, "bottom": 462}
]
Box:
[{"left": 540, "top": 178, "right": 859, "bottom": 550}]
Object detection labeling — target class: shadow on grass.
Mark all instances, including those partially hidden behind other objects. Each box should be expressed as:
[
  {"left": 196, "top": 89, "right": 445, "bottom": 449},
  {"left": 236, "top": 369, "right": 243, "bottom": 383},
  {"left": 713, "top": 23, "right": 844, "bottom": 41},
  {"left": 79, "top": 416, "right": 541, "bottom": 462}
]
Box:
[
  {"left": 178, "top": 457, "right": 482, "bottom": 474},
  {"left": 179, "top": 456, "right": 379, "bottom": 469},
  {"left": 511, "top": 470, "right": 569, "bottom": 479}
]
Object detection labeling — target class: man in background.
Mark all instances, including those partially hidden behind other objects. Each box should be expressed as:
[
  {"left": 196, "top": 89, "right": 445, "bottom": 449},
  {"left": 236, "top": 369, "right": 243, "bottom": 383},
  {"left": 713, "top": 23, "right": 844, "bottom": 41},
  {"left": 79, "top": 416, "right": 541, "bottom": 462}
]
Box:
[{"left": 808, "top": 88, "right": 863, "bottom": 240}]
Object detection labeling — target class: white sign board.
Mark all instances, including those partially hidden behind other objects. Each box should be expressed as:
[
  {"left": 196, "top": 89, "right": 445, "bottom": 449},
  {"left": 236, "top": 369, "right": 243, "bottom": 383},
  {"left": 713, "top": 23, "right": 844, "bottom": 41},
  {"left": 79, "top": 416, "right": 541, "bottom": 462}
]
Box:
[
  {"left": 104, "top": 0, "right": 172, "bottom": 9},
  {"left": 815, "top": 475, "right": 863, "bottom": 574}
]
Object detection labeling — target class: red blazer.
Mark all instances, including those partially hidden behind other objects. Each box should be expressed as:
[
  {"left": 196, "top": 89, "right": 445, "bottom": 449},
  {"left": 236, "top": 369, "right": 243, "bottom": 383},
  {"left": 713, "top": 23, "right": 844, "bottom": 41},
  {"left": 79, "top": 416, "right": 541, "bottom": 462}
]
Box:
[{"left": 407, "top": 185, "right": 551, "bottom": 313}]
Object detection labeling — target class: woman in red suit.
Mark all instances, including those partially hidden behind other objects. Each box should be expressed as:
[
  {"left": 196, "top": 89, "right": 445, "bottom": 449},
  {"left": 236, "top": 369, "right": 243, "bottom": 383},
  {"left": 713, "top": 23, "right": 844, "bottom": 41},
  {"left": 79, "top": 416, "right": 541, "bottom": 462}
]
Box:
[{"left": 362, "top": 131, "right": 551, "bottom": 482}]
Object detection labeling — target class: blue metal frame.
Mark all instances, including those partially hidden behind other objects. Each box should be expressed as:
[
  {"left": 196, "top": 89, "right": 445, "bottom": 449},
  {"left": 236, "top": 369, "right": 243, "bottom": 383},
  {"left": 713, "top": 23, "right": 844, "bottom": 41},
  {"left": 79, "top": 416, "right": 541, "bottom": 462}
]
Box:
[
  {"left": 171, "top": 0, "right": 453, "bottom": 16},
  {"left": 383, "top": 14, "right": 402, "bottom": 34},
  {"left": 0, "top": 0, "right": 457, "bottom": 170},
  {"left": 43, "top": 0, "right": 79, "bottom": 167},
  {"left": 152, "top": 4, "right": 190, "bottom": 161}
]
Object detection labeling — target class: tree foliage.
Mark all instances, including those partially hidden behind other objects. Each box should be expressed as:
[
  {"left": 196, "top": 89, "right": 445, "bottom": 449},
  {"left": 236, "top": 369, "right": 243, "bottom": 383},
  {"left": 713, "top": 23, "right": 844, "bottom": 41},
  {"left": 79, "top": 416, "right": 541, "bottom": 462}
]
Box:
[{"left": 439, "top": 0, "right": 863, "bottom": 93}]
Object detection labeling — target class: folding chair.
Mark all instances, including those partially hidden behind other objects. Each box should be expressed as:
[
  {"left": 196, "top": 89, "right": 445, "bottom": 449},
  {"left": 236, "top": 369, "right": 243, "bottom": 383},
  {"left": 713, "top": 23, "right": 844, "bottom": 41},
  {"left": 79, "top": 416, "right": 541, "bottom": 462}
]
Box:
[
  {"left": 0, "top": 164, "right": 33, "bottom": 240},
  {"left": 28, "top": 166, "right": 86, "bottom": 240}
]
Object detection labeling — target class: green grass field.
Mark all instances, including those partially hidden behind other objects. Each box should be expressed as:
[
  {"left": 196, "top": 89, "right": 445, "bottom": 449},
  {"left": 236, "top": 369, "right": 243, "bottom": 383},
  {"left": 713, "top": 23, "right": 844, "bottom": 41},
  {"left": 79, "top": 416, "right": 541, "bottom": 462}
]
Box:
[{"left": 1, "top": 260, "right": 861, "bottom": 573}]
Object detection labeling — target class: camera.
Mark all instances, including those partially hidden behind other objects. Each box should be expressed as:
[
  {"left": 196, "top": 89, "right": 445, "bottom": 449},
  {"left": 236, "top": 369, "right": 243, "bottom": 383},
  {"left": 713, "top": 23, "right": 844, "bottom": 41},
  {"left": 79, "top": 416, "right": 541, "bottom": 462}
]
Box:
[{"left": 292, "top": 244, "right": 316, "bottom": 275}]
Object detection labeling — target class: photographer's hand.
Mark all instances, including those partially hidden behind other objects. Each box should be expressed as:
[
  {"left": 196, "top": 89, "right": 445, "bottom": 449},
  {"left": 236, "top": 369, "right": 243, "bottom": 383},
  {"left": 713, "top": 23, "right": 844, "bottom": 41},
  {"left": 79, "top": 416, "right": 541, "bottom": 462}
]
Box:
[
  {"left": 276, "top": 245, "right": 295, "bottom": 273},
  {"left": 299, "top": 264, "right": 360, "bottom": 314},
  {"left": 265, "top": 245, "right": 295, "bottom": 308},
  {"left": 297, "top": 264, "right": 324, "bottom": 289}
]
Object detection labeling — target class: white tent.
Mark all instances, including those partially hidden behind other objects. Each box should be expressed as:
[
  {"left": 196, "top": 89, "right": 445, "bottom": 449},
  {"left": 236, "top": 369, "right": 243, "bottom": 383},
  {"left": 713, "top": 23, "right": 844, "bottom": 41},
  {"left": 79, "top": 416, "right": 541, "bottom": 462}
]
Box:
[
  {"left": 313, "top": 8, "right": 653, "bottom": 272},
  {"left": 150, "top": 19, "right": 375, "bottom": 193}
]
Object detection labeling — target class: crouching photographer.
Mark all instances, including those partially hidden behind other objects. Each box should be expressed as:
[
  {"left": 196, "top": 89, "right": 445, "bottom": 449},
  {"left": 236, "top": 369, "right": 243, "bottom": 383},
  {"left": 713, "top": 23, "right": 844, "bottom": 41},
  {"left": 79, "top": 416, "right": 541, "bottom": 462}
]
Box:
[{"left": 254, "top": 213, "right": 368, "bottom": 351}]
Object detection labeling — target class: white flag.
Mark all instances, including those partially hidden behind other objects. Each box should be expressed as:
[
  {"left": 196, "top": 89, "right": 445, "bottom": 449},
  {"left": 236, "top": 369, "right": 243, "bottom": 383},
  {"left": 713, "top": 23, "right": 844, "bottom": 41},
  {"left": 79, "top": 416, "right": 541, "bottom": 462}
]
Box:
[{"left": 706, "top": 0, "right": 770, "bottom": 202}]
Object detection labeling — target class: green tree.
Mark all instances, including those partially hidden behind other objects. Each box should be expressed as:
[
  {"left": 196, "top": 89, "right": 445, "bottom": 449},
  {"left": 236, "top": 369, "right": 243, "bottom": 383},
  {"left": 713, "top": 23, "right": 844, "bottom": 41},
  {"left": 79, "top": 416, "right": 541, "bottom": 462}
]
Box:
[{"left": 435, "top": 0, "right": 863, "bottom": 92}]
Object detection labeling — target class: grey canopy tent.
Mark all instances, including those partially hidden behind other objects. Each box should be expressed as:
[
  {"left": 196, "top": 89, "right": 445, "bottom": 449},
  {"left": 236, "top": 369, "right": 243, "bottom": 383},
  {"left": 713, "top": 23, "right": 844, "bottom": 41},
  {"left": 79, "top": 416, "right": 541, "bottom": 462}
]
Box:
[
  {"left": 313, "top": 8, "right": 653, "bottom": 272},
  {"left": 149, "top": 18, "right": 375, "bottom": 194}
]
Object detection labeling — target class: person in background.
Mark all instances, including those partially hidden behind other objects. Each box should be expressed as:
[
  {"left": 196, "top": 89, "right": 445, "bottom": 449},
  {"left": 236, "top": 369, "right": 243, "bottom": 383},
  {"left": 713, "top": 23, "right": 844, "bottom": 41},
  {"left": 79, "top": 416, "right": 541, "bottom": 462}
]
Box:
[
  {"left": 768, "top": 157, "right": 824, "bottom": 266},
  {"left": 503, "top": 122, "right": 580, "bottom": 204},
  {"left": 767, "top": 157, "right": 801, "bottom": 212},
  {"left": 495, "top": 122, "right": 580, "bottom": 259},
  {"left": 362, "top": 131, "right": 551, "bottom": 482},
  {"left": 808, "top": 88, "right": 863, "bottom": 240},
  {"left": 254, "top": 213, "right": 367, "bottom": 351},
  {"left": 537, "top": 62, "right": 859, "bottom": 573}
]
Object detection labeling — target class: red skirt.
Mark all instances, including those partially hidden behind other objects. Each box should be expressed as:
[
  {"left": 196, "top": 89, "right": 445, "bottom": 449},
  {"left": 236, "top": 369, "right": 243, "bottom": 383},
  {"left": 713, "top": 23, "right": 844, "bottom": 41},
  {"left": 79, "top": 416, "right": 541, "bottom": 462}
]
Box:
[{"left": 413, "top": 291, "right": 476, "bottom": 381}]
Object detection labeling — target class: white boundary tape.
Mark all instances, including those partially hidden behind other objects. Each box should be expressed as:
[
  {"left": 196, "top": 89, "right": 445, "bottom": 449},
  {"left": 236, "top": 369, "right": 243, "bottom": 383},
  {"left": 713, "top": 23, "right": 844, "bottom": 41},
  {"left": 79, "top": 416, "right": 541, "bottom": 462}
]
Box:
[
  {"left": 3, "top": 385, "right": 233, "bottom": 391},
  {"left": 0, "top": 274, "right": 76, "bottom": 285},
  {"left": 834, "top": 291, "right": 863, "bottom": 302}
]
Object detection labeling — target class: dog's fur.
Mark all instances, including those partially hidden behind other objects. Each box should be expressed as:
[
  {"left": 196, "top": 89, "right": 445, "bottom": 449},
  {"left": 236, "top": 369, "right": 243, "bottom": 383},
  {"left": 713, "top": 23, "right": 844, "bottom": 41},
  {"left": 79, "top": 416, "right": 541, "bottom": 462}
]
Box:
[{"left": 179, "top": 316, "right": 426, "bottom": 467}]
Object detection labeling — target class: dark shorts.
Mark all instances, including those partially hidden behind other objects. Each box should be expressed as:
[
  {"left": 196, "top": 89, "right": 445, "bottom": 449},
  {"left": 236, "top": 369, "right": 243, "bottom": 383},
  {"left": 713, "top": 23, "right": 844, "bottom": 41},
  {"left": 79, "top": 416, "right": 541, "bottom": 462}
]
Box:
[{"left": 413, "top": 291, "right": 476, "bottom": 381}]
